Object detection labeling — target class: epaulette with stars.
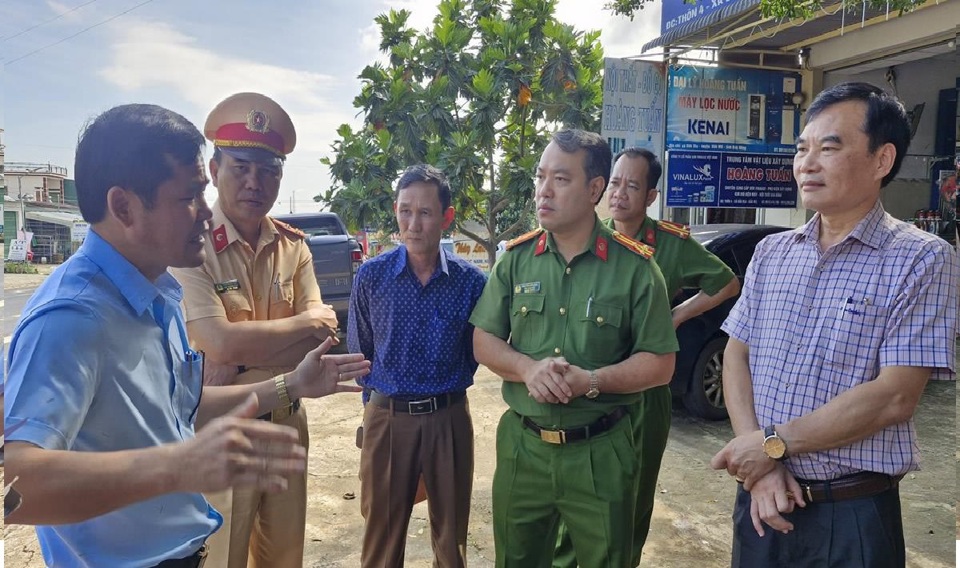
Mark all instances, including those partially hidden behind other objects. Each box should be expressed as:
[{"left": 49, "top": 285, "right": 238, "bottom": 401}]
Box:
[
  {"left": 505, "top": 228, "right": 544, "bottom": 251},
  {"left": 611, "top": 231, "right": 654, "bottom": 259},
  {"left": 656, "top": 220, "right": 691, "bottom": 240},
  {"left": 271, "top": 218, "right": 307, "bottom": 240}
]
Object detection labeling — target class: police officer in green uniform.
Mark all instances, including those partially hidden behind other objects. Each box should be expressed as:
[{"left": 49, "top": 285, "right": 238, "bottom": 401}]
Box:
[
  {"left": 553, "top": 147, "right": 740, "bottom": 567},
  {"left": 470, "top": 131, "right": 679, "bottom": 568}
]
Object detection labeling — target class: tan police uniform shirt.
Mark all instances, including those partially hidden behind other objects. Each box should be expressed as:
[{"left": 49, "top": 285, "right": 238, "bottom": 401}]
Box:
[{"left": 171, "top": 201, "right": 335, "bottom": 385}]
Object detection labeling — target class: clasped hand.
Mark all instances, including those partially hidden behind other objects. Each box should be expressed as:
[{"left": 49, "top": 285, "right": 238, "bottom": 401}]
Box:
[{"left": 523, "top": 357, "right": 590, "bottom": 404}]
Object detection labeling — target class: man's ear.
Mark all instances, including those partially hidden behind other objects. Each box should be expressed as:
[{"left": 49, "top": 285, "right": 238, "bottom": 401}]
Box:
[
  {"left": 588, "top": 176, "right": 606, "bottom": 204},
  {"left": 875, "top": 142, "right": 896, "bottom": 182},
  {"left": 209, "top": 158, "right": 220, "bottom": 187},
  {"left": 106, "top": 186, "right": 137, "bottom": 228},
  {"left": 442, "top": 206, "right": 455, "bottom": 230},
  {"left": 645, "top": 189, "right": 660, "bottom": 208}
]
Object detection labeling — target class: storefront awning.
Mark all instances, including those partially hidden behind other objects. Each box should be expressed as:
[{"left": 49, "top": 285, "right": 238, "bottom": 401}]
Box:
[
  {"left": 642, "top": 0, "right": 762, "bottom": 52},
  {"left": 25, "top": 210, "right": 84, "bottom": 228}
]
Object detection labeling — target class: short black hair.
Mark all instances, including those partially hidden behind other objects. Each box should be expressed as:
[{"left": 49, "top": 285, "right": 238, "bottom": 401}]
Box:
[
  {"left": 805, "top": 82, "right": 910, "bottom": 187},
  {"left": 75, "top": 104, "right": 205, "bottom": 223},
  {"left": 614, "top": 147, "right": 662, "bottom": 191},
  {"left": 396, "top": 164, "right": 452, "bottom": 210},
  {"left": 550, "top": 129, "right": 613, "bottom": 203}
]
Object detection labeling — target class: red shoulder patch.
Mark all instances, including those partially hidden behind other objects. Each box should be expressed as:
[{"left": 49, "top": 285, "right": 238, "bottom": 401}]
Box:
[
  {"left": 212, "top": 224, "right": 229, "bottom": 254},
  {"left": 506, "top": 228, "right": 544, "bottom": 251},
  {"left": 656, "top": 220, "right": 690, "bottom": 240},
  {"left": 611, "top": 231, "right": 654, "bottom": 259},
  {"left": 272, "top": 218, "right": 307, "bottom": 239}
]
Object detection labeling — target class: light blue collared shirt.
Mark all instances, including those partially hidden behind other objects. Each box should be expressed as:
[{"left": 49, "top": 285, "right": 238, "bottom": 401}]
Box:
[{"left": 4, "top": 229, "right": 221, "bottom": 567}]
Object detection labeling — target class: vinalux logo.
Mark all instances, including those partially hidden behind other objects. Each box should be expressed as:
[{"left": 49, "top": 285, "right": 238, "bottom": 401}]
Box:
[{"left": 673, "top": 163, "right": 714, "bottom": 183}]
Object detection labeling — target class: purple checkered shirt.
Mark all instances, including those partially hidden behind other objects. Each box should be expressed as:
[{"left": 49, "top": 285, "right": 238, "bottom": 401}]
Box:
[{"left": 722, "top": 200, "right": 960, "bottom": 480}]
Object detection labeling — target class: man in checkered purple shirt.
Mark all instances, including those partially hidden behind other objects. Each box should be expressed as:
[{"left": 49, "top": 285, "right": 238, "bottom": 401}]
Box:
[{"left": 710, "top": 82, "right": 960, "bottom": 567}]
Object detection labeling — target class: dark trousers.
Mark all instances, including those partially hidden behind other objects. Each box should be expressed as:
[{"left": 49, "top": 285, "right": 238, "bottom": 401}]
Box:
[
  {"left": 359, "top": 396, "right": 473, "bottom": 568},
  {"left": 731, "top": 484, "right": 905, "bottom": 567}
]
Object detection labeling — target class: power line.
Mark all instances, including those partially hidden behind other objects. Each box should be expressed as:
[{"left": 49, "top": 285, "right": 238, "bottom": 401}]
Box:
[
  {"left": 0, "top": 0, "right": 101, "bottom": 42},
  {"left": 4, "top": 0, "right": 156, "bottom": 66}
]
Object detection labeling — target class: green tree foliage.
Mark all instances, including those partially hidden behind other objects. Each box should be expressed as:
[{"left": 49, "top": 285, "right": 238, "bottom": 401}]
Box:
[
  {"left": 318, "top": 0, "right": 604, "bottom": 266},
  {"left": 605, "top": 0, "right": 925, "bottom": 21}
]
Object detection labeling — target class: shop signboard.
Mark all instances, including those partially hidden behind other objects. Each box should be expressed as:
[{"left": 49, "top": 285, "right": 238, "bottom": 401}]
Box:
[
  {"left": 667, "top": 66, "right": 802, "bottom": 155},
  {"left": 601, "top": 57, "right": 666, "bottom": 157},
  {"left": 661, "top": 0, "right": 743, "bottom": 34},
  {"left": 71, "top": 220, "right": 90, "bottom": 243},
  {"left": 8, "top": 239, "right": 28, "bottom": 261},
  {"left": 666, "top": 150, "right": 797, "bottom": 208}
]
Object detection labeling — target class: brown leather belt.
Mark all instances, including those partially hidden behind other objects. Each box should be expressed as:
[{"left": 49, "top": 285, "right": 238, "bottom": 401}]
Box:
[
  {"left": 152, "top": 544, "right": 207, "bottom": 568},
  {"left": 520, "top": 407, "right": 627, "bottom": 445},
  {"left": 258, "top": 399, "right": 300, "bottom": 421},
  {"left": 794, "top": 472, "right": 903, "bottom": 503},
  {"left": 369, "top": 390, "right": 466, "bottom": 415}
]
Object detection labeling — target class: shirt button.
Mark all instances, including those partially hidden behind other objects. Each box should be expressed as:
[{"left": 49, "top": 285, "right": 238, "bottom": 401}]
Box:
[
  {"left": 596, "top": 316, "right": 604, "bottom": 324},
  {"left": 255, "top": 294, "right": 262, "bottom": 301},
  {"left": 559, "top": 307, "right": 566, "bottom": 316},
  {"left": 565, "top": 267, "right": 571, "bottom": 275},
  {"left": 521, "top": 306, "right": 528, "bottom": 314},
  {"left": 554, "top": 347, "right": 561, "bottom": 354}
]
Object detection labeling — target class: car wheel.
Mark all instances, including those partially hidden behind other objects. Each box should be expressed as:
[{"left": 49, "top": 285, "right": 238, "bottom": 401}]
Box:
[{"left": 682, "top": 336, "right": 728, "bottom": 421}]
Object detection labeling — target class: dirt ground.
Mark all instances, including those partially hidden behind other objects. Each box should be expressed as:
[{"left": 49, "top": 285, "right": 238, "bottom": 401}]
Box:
[
  {"left": 3, "top": 362, "right": 956, "bottom": 567},
  {"left": 3, "top": 268, "right": 957, "bottom": 565}
]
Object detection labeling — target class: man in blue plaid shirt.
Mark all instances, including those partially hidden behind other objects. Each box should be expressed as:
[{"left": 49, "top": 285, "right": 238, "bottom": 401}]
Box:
[{"left": 711, "top": 82, "right": 960, "bottom": 567}]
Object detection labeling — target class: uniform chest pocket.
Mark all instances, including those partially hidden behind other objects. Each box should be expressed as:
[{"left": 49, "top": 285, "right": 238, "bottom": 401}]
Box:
[
  {"left": 825, "top": 303, "right": 888, "bottom": 373},
  {"left": 573, "top": 300, "right": 624, "bottom": 365},
  {"left": 510, "top": 294, "right": 546, "bottom": 352},
  {"left": 270, "top": 279, "right": 295, "bottom": 318},
  {"left": 221, "top": 291, "right": 253, "bottom": 321}
]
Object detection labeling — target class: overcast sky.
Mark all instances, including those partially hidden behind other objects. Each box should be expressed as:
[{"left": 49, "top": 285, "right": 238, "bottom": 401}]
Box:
[{"left": 1, "top": 0, "right": 661, "bottom": 214}]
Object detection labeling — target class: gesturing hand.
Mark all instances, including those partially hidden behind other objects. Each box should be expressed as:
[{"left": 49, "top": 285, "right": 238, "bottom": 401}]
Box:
[
  {"left": 289, "top": 337, "right": 370, "bottom": 399},
  {"left": 175, "top": 393, "right": 306, "bottom": 494}
]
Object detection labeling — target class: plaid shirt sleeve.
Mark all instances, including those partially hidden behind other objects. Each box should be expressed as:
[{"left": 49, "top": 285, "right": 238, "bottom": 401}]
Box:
[{"left": 879, "top": 239, "right": 960, "bottom": 379}]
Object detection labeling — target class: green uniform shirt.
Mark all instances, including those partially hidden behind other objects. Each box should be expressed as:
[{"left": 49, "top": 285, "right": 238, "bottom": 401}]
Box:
[
  {"left": 604, "top": 217, "right": 736, "bottom": 297},
  {"left": 469, "top": 217, "right": 678, "bottom": 428}
]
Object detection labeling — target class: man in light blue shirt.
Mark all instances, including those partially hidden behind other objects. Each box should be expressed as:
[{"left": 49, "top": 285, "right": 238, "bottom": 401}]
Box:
[{"left": 3, "top": 104, "right": 370, "bottom": 568}]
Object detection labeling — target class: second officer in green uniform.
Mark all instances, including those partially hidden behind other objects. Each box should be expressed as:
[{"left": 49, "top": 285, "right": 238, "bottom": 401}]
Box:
[
  {"left": 553, "top": 148, "right": 740, "bottom": 567},
  {"left": 470, "top": 131, "right": 679, "bottom": 567}
]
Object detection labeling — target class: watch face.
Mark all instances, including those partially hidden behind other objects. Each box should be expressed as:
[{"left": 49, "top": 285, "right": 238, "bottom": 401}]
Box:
[
  {"left": 585, "top": 388, "right": 600, "bottom": 399},
  {"left": 763, "top": 436, "right": 787, "bottom": 459}
]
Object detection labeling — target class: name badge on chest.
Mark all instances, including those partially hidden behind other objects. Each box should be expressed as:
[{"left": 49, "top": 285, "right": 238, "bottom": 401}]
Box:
[
  {"left": 514, "top": 281, "right": 541, "bottom": 294},
  {"left": 214, "top": 279, "right": 241, "bottom": 294}
]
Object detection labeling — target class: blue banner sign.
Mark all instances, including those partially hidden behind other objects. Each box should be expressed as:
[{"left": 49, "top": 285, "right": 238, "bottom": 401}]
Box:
[
  {"left": 661, "top": 0, "right": 743, "bottom": 35},
  {"left": 666, "top": 151, "right": 798, "bottom": 208},
  {"left": 667, "top": 66, "right": 801, "bottom": 155}
]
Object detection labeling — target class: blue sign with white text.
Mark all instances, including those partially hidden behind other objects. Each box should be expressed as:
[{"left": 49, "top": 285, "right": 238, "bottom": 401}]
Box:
[
  {"left": 667, "top": 66, "right": 801, "bottom": 155},
  {"left": 661, "top": 0, "right": 745, "bottom": 34},
  {"left": 666, "top": 151, "right": 797, "bottom": 208}
]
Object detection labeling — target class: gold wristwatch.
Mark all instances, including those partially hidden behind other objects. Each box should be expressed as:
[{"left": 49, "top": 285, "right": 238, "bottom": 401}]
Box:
[{"left": 762, "top": 425, "right": 787, "bottom": 461}]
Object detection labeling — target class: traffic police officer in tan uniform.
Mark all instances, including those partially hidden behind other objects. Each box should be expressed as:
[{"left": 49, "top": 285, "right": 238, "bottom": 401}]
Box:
[
  {"left": 553, "top": 148, "right": 740, "bottom": 567},
  {"left": 171, "top": 92, "right": 339, "bottom": 568},
  {"left": 470, "top": 130, "right": 679, "bottom": 566}
]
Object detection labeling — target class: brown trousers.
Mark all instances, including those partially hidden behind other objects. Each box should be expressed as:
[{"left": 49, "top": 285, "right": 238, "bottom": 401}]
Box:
[
  {"left": 204, "top": 405, "right": 309, "bottom": 568},
  {"left": 360, "top": 396, "right": 474, "bottom": 568}
]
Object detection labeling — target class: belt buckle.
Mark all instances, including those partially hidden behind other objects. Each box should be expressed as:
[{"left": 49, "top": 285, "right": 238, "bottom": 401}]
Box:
[
  {"left": 540, "top": 429, "right": 566, "bottom": 444},
  {"left": 408, "top": 398, "right": 436, "bottom": 415}
]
